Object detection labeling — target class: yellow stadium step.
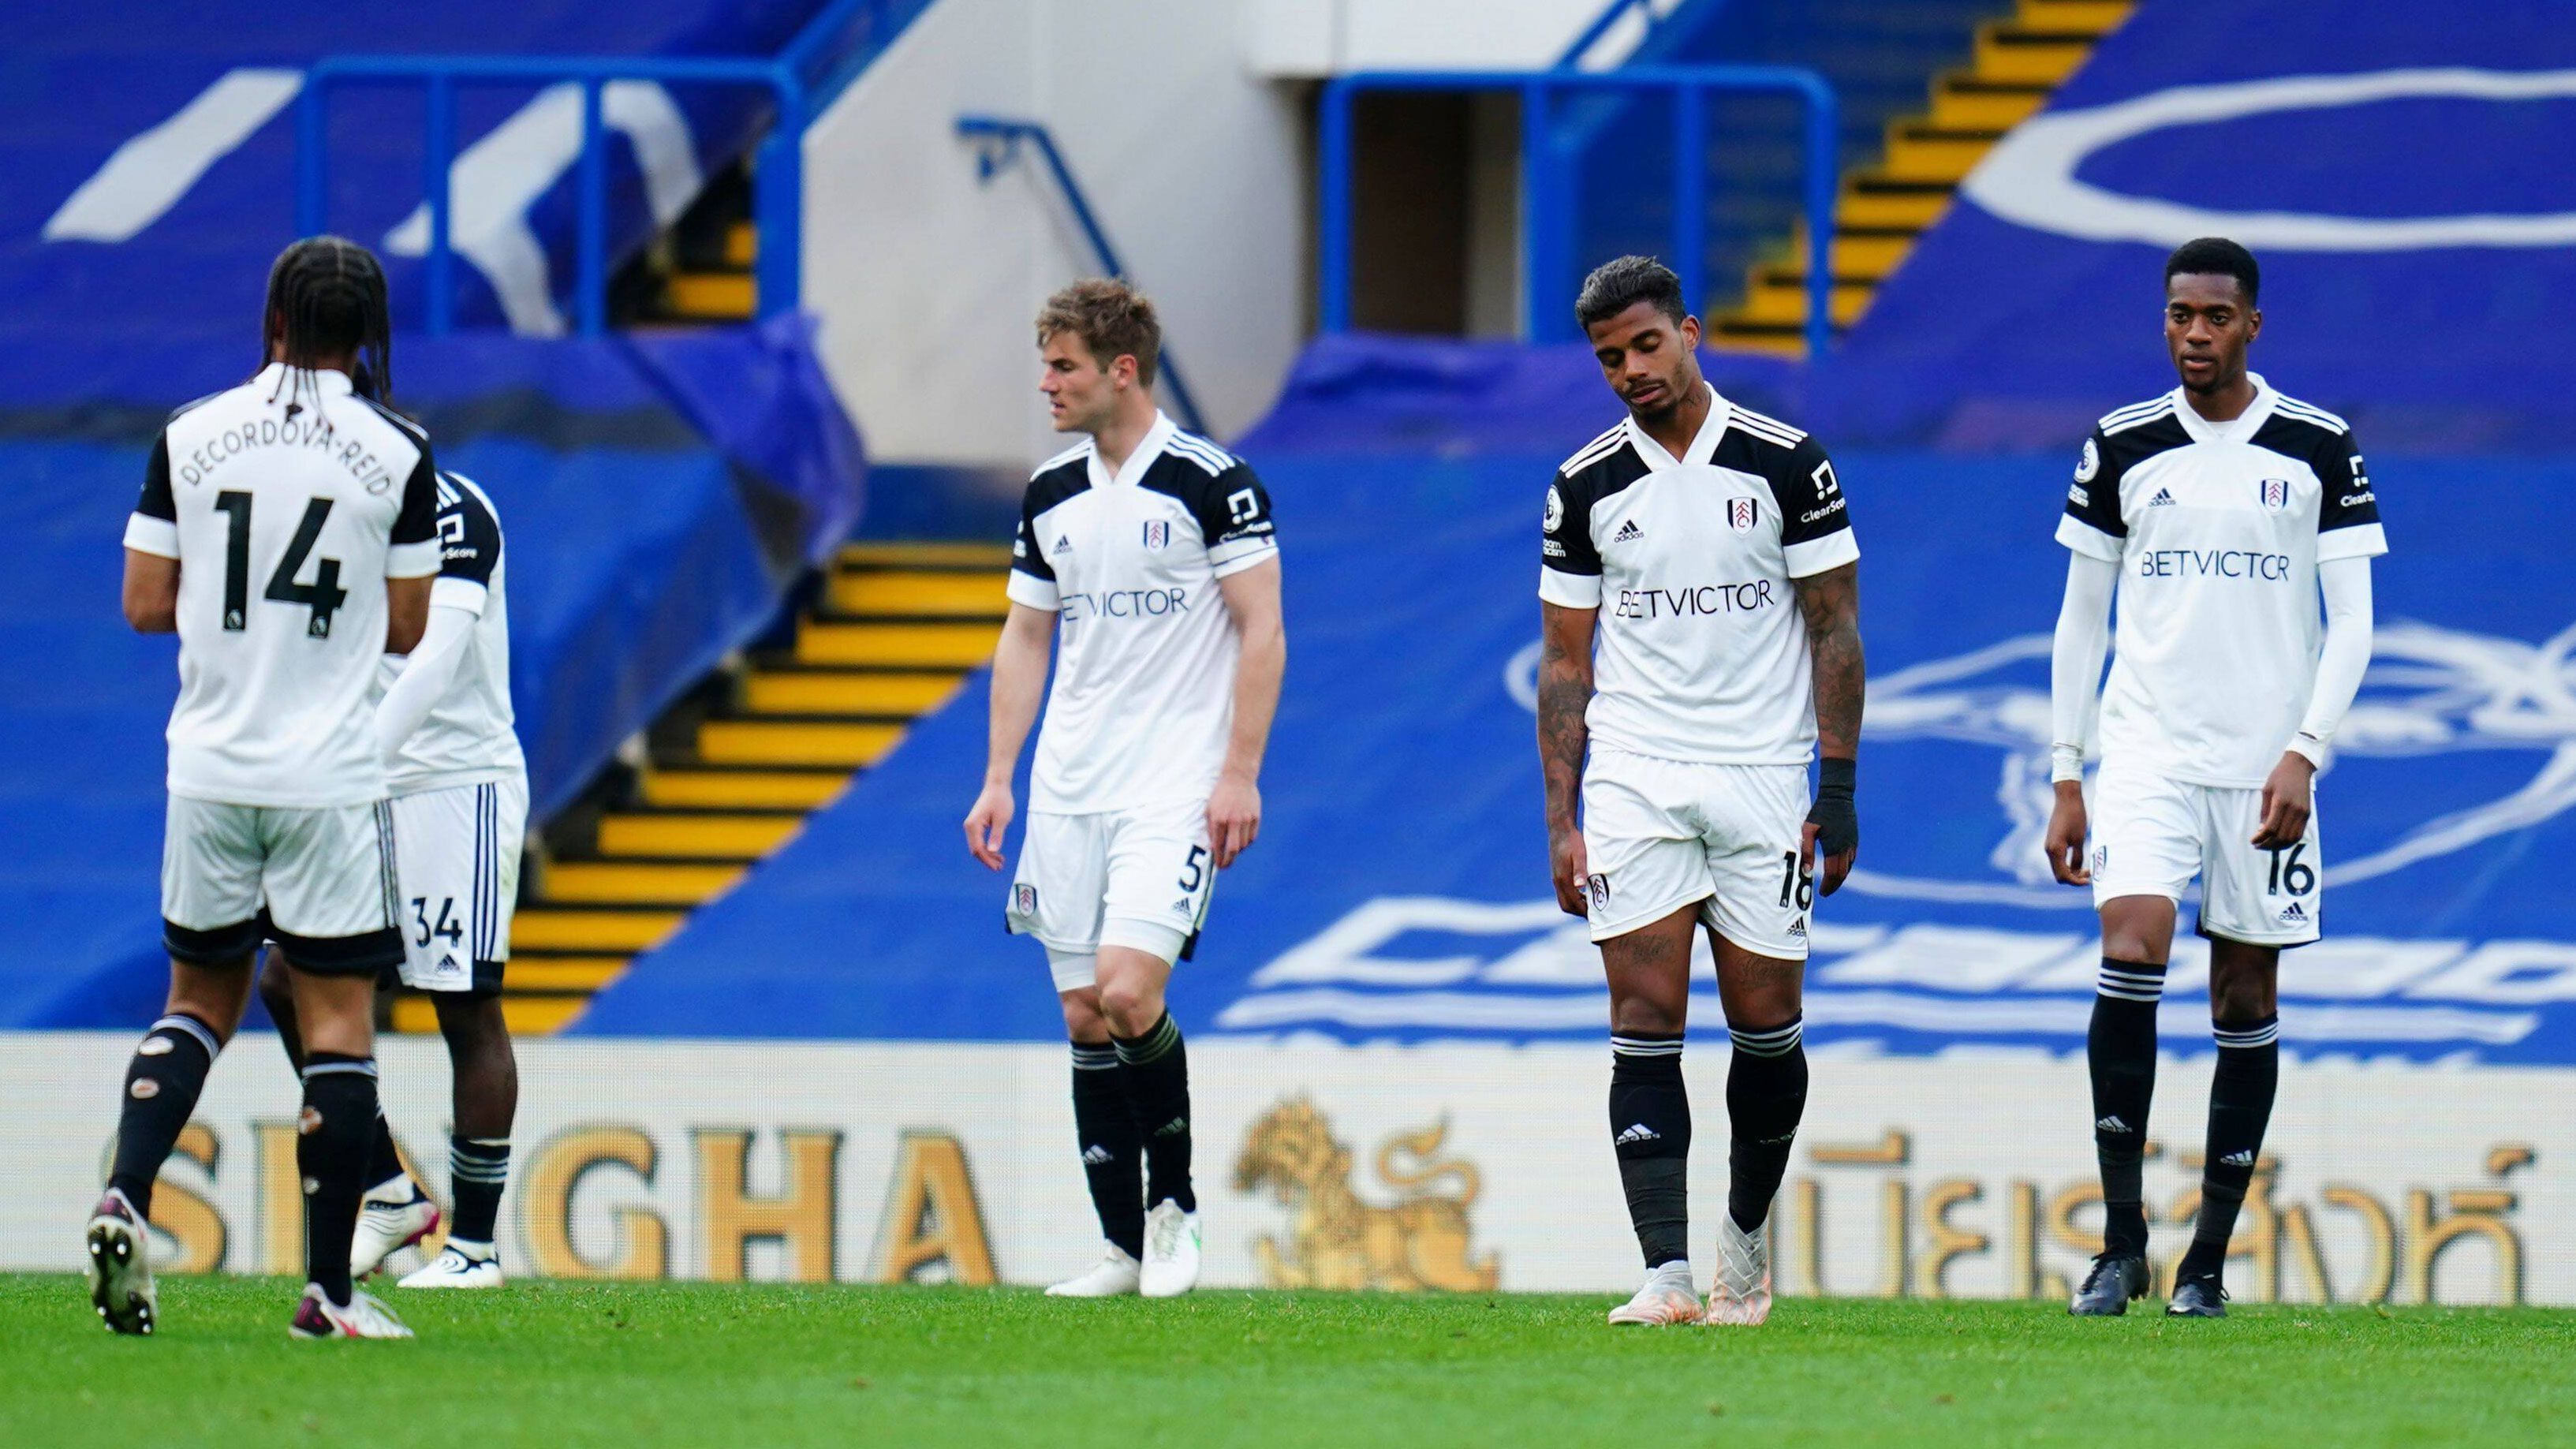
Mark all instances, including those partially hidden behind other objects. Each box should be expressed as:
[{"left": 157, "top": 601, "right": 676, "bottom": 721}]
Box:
[
  {"left": 696, "top": 718, "right": 909, "bottom": 768},
  {"left": 742, "top": 669, "right": 967, "bottom": 716},
  {"left": 827, "top": 569, "right": 1010, "bottom": 618},
  {"left": 797, "top": 620, "right": 1004, "bottom": 669},
  {"left": 723, "top": 220, "right": 757, "bottom": 268},
  {"left": 502, "top": 956, "right": 633, "bottom": 992},
  {"left": 394, "top": 993, "right": 595, "bottom": 1036},
  {"left": 666, "top": 272, "right": 755, "bottom": 320},
  {"left": 398, "top": 542, "right": 1017, "bottom": 1036},
  {"left": 542, "top": 861, "right": 748, "bottom": 907},
  {"left": 1709, "top": 0, "right": 2131, "bottom": 353},
  {"left": 637, "top": 768, "right": 849, "bottom": 812},
  {"left": 512, "top": 909, "right": 687, "bottom": 954},
  {"left": 839, "top": 540, "right": 1016, "bottom": 569},
  {"left": 598, "top": 812, "right": 806, "bottom": 860}
]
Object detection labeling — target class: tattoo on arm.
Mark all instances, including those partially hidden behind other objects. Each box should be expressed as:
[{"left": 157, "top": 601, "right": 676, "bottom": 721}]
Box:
[
  {"left": 1536, "top": 607, "right": 1596, "bottom": 834},
  {"left": 1794, "top": 562, "right": 1864, "bottom": 760}
]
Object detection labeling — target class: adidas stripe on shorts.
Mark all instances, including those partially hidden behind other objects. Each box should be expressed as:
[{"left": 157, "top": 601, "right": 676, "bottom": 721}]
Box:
[{"left": 386, "top": 776, "right": 525, "bottom": 993}]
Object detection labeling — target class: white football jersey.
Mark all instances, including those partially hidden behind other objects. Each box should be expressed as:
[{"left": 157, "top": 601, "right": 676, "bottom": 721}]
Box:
[
  {"left": 2059, "top": 373, "right": 2387, "bottom": 788},
  {"left": 1006, "top": 412, "right": 1279, "bottom": 814},
  {"left": 383, "top": 472, "right": 523, "bottom": 797},
  {"left": 1539, "top": 386, "right": 1858, "bottom": 766},
  {"left": 125, "top": 364, "right": 441, "bottom": 809}
]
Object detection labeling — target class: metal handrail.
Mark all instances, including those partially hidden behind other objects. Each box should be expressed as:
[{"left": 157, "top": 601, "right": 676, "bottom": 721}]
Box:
[
  {"left": 956, "top": 115, "right": 1209, "bottom": 435},
  {"left": 1557, "top": 0, "right": 1669, "bottom": 69},
  {"left": 297, "top": 54, "right": 804, "bottom": 338},
  {"left": 1317, "top": 66, "right": 1838, "bottom": 356}
]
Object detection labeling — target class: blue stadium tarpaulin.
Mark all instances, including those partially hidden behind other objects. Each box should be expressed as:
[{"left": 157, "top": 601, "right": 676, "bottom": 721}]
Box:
[{"left": 584, "top": 336, "right": 2576, "bottom": 1067}]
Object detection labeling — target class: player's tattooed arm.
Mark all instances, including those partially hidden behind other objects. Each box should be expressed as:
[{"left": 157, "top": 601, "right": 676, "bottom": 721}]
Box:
[
  {"left": 1794, "top": 562, "right": 1864, "bottom": 893},
  {"left": 1794, "top": 562, "right": 1864, "bottom": 762},
  {"left": 1538, "top": 602, "right": 1597, "bottom": 916}
]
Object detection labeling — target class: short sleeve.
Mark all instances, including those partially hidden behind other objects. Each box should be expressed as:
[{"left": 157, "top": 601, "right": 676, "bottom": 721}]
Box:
[
  {"left": 1775, "top": 436, "right": 1859, "bottom": 579},
  {"left": 386, "top": 447, "right": 442, "bottom": 578},
  {"left": 1191, "top": 461, "right": 1279, "bottom": 578},
  {"left": 1007, "top": 480, "right": 1061, "bottom": 611},
  {"left": 1538, "top": 470, "right": 1601, "bottom": 607},
  {"left": 2056, "top": 428, "right": 2126, "bottom": 562},
  {"left": 124, "top": 432, "right": 181, "bottom": 558},
  {"left": 427, "top": 474, "right": 500, "bottom": 614},
  {"left": 2314, "top": 428, "right": 2387, "bottom": 562}
]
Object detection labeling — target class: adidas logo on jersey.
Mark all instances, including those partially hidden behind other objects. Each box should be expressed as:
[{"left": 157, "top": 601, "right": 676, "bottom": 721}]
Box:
[
  {"left": 1053, "top": 536, "right": 1073, "bottom": 555},
  {"left": 1081, "top": 1145, "right": 1113, "bottom": 1166},
  {"left": 2149, "top": 488, "right": 2176, "bottom": 506},
  {"left": 1170, "top": 898, "right": 1193, "bottom": 916},
  {"left": 1786, "top": 916, "right": 1807, "bottom": 939},
  {"left": 2096, "top": 1115, "right": 2133, "bottom": 1133},
  {"left": 1613, "top": 1123, "right": 1660, "bottom": 1146},
  {"left": 2219, "top": 1148, "right": 2257, "bottom": 1168},
  {"left": 2279, "top": 902, "right": 2309, "bottom": 924},
  {"left": 1613, "top": 520, "right": 1644, "bottom": 542}
]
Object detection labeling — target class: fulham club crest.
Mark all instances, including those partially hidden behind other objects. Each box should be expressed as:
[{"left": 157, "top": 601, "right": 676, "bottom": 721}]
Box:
[
  {"left": 1143, "top": 520, "right": 1171, "bottom": 549},
  {"left": 1014, "top": 883, "right": 1038, "bottom": 916},
  {"left": 1728, "top": 497, "right": 1757, "bottom": 533},
  {"left": 2259, "top": 478, "right": 2289, "bottom": 511}
]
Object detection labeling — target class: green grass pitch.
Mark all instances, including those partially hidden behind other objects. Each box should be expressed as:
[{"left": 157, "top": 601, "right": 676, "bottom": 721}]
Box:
[{"left": 3, "top": 1275, "right": 2570, "bottom": 1447}]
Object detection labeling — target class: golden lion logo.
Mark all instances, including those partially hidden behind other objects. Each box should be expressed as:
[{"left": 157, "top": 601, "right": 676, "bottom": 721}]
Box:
[{"left": 1232, "top": 1096, "right": 1499, "bottom": 1292}]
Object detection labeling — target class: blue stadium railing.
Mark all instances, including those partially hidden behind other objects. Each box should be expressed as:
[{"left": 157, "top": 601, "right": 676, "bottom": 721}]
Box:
[
  {"left": 294, "top": 0, "right": 929, "bottom": 337},
  {"left": 954, "top": 115, "right": 1209, "bottom": 436},
  {"left": 1316, "top": 65, "right": 1838, "bottom": 353}
]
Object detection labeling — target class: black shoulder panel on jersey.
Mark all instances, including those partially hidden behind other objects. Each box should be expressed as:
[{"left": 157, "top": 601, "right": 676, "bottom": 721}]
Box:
[
  {"left": 2066, "top": 411, "right": 2188, "bottom": 540},
  {"left": 435, "top": 472, "right": 503, "bottom": 587},
  {"left": 1712, "top": 424, "right": 1850, "bottom": 548},
  {"left": 2255, "top": 413, "right": 2380, "bottom": 534},
  {"left": 1014, "top": 460, "right": 1091, "bottom": 583},
  {"left": 138, "top": 434, "right": 177, "bottom": 521},
  {"left": 356, "top": 394, "right": 430, "bottom": 446},
  {"left": 392, "top": 446, "right": 439, "bottom": 545},
  {"left": 1141, "top": 453, "right": 1277, "bottom": 555},
  {"left": 1544, "top": 436, "right": 1648, "bottom": 578}
]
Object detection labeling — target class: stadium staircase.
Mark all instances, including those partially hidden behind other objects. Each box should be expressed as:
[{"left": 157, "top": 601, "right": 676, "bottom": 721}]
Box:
[
  {"left": 394, "top": 542, "right": 1012, "bottom": 1035},
  {"left": 1697, "top": 0, "right": 2134, "bottom": 353}
]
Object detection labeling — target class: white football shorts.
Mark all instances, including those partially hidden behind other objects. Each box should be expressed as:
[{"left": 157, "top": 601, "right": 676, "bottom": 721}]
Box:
[
  {"left": 162, "top": 796, "right": 400, "bottom": 974},
  {"left": 1580, "top": 749, "right": 1815, "bottom": 959},
  {"left": 2088, "top": 756, "right": 2323, "bottom": 947},
  {"left": 1006, "top": 796, "right": 1216, "bottom": 989},
  {"left": 386, "top": 776, "right": 525, "bottom": 993}
]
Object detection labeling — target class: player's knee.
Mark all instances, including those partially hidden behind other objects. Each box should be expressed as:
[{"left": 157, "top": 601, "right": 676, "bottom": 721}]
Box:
[
  {"left": 434, "top": 992, "right": 512, "bottom": 1056},
  {"left": 1609, "top": 994, "right": 1686, "bottom": 1039},
  {"left": 1058, "top": 988, "right": 1109, "bottom": 1040},
  {"left": 1096, "top": 977, "right": 1163, "bottom": 1035},
  {"left": 2208, "top": 959, "right": 2277, "bottom": 1021}
]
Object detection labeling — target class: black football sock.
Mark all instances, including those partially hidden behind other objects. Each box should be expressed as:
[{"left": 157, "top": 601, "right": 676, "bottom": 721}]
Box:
[
  {"left": 2088, "top": 956, "right": 2166, "bottom": 1257},
  {"left": 1114, "top": 1013, "right": 1195, "bottom": 1213},
  {"left": 2178, "top": 1013, "right": 2280, "bottom": 1283},
  {"left": 1071, "top": 1041, "right": 1146, "bottom": 1258},
  {"left": 1725, "top": 1015, "right": 1809, "bottom": 1234},
  {"left": 299, "top": 1054, "right": 379, "bottom": 1306},
  {"left": 106, "top": 1013, "right": 223, "bottom": 1218},
  {"left": 364, "top": 1112, "right": 408, "bottom": 1199},
  {"left": 1609, "top": 1031, "right": 1691, "bottom": 1269},
  {"left": 448, "top": 1135, "right": 511, "bottom": 1247}
]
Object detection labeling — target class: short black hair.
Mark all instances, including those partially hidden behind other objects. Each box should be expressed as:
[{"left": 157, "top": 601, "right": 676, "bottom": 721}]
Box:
[
  {"left": 2164, "top": 237, "right": 2259, "bottom": 306},
  {"left": 1575, "top": 255, "right": 1686, "bottom": 331},
  {"left": 261, "top": 235, "right": 394, "bottom": 401}
]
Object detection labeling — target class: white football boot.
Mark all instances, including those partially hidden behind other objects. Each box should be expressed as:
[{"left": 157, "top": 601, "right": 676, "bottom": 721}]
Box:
[
  {"left": 351, "top": 1183, "right": 440, "bottom": 1279},
  {"left": 1704, "top": 1215, "right": 1774, "bottom": 1326},
  {"left": 84, "top": 1188, "right": 157, "bottom": 1335},
  {"left": 1607, "top": 1260, "right": 1702, "bottom": 1326},
  {"left": 289, "top": 1283, "right": 415, "bottom": 1340},
  {"left": 1138, "top": 1201, "right": 1202, "bottom": 1298},
  {"left": 398, "top": 1242, "right": 504, "bottom": 1289},
  {"left": 1044, "top": 1242, "right": 1142, "bottom": 1298}
]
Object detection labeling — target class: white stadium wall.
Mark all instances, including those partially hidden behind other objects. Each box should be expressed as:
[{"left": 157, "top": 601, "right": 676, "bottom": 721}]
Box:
[
  {"left": 7, "top": 1033, "right": 2563, "bottom": 1305},
  {"left": 798, "top": 0, "right": 1617, "bottom": 469}
]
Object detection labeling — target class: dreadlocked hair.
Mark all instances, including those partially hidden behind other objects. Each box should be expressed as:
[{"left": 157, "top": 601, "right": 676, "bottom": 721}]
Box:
[{"left": 260, "top": 236, "right": 394, "bottom": 402}]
